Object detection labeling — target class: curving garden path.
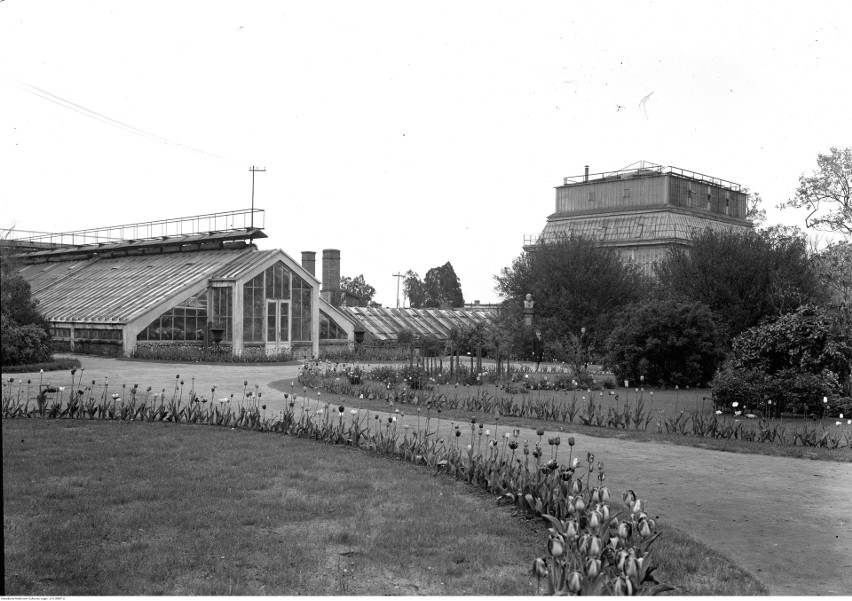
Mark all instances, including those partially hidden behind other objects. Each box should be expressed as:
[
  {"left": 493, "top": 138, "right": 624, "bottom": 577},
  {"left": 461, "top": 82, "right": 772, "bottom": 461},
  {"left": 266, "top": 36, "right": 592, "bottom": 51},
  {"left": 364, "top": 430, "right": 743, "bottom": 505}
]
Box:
[{"left": 5, "top": 355, "right": 851, "bottom": 595}]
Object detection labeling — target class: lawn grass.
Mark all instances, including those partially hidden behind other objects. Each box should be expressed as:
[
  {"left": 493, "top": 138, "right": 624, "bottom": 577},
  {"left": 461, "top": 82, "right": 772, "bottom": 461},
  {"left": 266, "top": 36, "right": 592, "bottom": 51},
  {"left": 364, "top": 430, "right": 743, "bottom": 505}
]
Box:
[{"left": 3, "top": 419, "right": 768, "bottom": 596}]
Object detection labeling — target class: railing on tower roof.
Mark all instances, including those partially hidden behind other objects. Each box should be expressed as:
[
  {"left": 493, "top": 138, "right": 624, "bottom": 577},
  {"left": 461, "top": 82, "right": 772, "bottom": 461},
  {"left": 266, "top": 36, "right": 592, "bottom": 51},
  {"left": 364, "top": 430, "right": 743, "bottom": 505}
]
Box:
[
  {"left": 1, "top": 208, "right": 265, "bottom": 247},
  {"left": 562, "top": 161, "right": 741, "bottom": 191}
]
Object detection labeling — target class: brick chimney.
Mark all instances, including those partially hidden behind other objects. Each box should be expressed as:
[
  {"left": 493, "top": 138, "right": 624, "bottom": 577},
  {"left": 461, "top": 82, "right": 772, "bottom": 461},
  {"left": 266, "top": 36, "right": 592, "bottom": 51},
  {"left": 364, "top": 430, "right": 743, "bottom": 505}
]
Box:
[
  {"left": 301, "top": 251, "right": 316, "bottom": 277},
  {"left": 321, "top": 249, "right": 341, "bottom": 304}
]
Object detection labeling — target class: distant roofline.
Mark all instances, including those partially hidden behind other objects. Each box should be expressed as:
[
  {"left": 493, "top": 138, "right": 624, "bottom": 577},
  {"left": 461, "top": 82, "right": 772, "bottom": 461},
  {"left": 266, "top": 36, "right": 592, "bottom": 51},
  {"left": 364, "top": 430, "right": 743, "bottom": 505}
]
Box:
[
  {"left": 17, "top": 228, "right": 266, "bottom": 263},
  {"left": 560, "top": 161, "right": 742, "bottom": 192}
]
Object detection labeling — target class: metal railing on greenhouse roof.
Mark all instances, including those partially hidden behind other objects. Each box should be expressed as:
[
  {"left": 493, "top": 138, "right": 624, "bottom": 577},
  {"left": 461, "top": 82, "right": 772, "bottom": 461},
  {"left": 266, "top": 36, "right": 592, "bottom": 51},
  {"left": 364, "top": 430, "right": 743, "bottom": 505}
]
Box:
[
  {"left": 562, "top": 161, "right": 741, "bottom": 191},
  {"left": 1, "top": 208, "right": 265, "bottom": 247}
]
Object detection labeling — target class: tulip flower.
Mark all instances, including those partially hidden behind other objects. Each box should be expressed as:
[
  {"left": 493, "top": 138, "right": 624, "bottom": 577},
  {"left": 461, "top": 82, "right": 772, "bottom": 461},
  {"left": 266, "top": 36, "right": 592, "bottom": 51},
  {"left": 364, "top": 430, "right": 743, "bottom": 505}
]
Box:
[
  {"left": 566, "top": 571, "right": 583, "bottom": 594},
  {"left": 638, "top": 519, "right": 652, "bottom": 538},
  {"left": 614, "top": 575, "right": 634, "bottom": 596},
  {"left": 588, "top": 535, "right": 603, "bottom": 558},
  {"left": 531, "top": 557, "right": 548, "bottom": 579},
  {"left": 564, "top": 519, "right": 578, "bottom": 538},
  {"left": 584, "top": 557, "right": 601, "bottom": 578},
  {"left": 617, "top": 521, "right": 632, "bottom": 540},
  {"left": 547, "top": 533, "right": 565, "bottom": 557},
  {"left": 599, "top": 486, "right": 610, "bottom": 502},
  {"left": 577, "top": 533, "right": 591, "bottom": 555}
]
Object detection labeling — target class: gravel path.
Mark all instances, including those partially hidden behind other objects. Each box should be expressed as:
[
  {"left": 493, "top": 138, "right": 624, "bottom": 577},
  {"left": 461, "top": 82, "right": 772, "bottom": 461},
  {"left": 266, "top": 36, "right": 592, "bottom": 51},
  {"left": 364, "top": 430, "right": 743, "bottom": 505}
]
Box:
[{"left": 5, "top": 355, "right": 851, "bottom": 595}]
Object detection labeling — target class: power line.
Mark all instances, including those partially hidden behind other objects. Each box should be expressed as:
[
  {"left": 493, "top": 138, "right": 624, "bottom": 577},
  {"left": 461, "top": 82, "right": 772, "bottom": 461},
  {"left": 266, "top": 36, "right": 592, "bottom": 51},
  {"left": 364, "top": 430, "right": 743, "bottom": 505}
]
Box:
[{"left": 5, "top": 74, "right": 239, "bottom": 163}]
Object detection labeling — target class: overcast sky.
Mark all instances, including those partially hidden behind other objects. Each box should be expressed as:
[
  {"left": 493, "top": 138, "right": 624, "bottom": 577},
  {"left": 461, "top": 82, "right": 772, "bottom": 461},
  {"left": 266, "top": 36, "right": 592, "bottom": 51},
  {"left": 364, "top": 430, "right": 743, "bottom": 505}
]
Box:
[{"left": 2, "top": 1, "right": 850, "bottom": 307}]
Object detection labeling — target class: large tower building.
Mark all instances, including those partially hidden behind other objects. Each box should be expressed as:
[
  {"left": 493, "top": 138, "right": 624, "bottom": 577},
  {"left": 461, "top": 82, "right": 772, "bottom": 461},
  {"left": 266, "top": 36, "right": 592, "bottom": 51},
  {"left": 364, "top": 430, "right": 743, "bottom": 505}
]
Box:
[{"left": 525, "top": 161, "right": 753, "bottom": 273}]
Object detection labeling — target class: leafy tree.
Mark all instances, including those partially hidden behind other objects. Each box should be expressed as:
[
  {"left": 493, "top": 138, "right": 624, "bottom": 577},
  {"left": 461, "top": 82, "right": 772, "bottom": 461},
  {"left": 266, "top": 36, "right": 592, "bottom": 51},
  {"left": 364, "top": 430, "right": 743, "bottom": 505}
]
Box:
[
  {"left": 402, "top": 270, "right": 426, "bottom": 308},
  {"left": 814, "top": 240, "right": 852, "bottom": 306},
  {"left": 606, "top": 298, "right": 724, "bottom": 387},
  {"left": 1, "top": 253, "right": 49, "bottom": 332},
  {"left": 655, "top": 227, "right": 824, "bottom": 338},
  {"left": 779, "top": 146, "right": 852, "bottom": 235},
  {"left": 339, "top": 274, "right": 379, "bottom": 307},
  {"left": 494, "top": 235, "right": 645, "bottom": 362},
  {"left": 403, "top": 263, "right": 465, "bottom": 308},
  {"left": 743, "top": 187, "right": 767, "bottom": 228}
]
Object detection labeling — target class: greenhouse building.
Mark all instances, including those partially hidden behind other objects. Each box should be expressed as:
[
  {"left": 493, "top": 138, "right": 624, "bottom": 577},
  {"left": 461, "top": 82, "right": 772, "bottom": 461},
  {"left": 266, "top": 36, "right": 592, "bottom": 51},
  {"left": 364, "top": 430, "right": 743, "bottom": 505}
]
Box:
[{"left": 9, "top": 210, "right": 356, "bottom": 359}]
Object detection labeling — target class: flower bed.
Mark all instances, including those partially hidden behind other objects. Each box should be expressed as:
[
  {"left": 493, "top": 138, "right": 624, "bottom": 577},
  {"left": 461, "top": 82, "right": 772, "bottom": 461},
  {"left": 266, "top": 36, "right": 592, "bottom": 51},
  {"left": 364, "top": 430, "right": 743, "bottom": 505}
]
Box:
[{"left": 296, "top": 363, "right": 852, "bottom": 450}]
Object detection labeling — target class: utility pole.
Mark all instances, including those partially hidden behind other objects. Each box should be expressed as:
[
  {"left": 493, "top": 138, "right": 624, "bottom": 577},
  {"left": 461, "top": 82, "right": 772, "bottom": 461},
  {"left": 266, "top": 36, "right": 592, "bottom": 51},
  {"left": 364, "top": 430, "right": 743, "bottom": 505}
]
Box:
[
  {"left": 249, "top": 166, "right": 266, "bottom": 228},
  {"left": 392, "top": 272, "right": 405, "bottom": 308}
]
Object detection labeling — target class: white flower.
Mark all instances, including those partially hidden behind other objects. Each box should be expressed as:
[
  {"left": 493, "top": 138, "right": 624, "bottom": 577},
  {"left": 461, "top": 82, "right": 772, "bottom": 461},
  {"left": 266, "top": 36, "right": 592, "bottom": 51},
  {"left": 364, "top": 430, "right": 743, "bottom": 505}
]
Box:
[
  {"left": 59, "top": 386, "right": 66, "bottom": 391},
  {"left": 840, "top": 413, "right": 844, "bottom": 419},
  {"left": 359, "top": 394, "right": 364, "bottom": 399},
  {"left": 467, "top": 444, "right": 472, "bottom": 451},
  {"left": 350, "top": 409, "right": 358, "bottom": 415},
  {"left": 715, "top": 410, "right": 722, "bottom": 415},
  {"left": 219, "top": 398, "right": 228, "bottom": 404},
  {"left": 504, "top": 432, "right": 510, "bottom": 438},
  {"left": 732, "top": 402, "right": 739, "bottom": 408},
  {"left": 316, "top": 409, "right": 323, "bottom": 415},
  {"left": 836, "top": 421, "right": 842, "bottom": 426},
  {"left": 485, "top": 429, "right": 491, "bottom": 436},
  {"left": 746, "top": 414, "right": 756, "bottom": 419},
  {"left": 734, "top": 411, "right": 742, "bottom": 416}
]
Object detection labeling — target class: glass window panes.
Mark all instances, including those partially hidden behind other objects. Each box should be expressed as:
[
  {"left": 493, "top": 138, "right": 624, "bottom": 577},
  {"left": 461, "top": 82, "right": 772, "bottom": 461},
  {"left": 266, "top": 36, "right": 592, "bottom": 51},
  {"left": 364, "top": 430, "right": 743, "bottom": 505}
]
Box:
[
  {"left": 136, "top": 289, "right": 210, "bottom": 342},
  {"left": 243, "top": 272, "right": 264, "bottom": 343},
  {"left": 320, "top": 310, "right": 347, "bottom": 339}
]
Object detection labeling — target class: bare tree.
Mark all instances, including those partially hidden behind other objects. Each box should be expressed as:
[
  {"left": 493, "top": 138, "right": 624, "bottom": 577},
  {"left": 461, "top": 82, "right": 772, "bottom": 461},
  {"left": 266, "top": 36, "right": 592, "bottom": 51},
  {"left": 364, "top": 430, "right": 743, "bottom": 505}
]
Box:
[{"left": 779, "top": 147, "right": 852, "bottom": 236}]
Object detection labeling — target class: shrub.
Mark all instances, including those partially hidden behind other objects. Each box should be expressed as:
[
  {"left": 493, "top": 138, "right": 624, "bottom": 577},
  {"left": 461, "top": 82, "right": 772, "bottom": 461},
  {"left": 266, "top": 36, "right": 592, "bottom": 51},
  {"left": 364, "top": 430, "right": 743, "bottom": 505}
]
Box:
[
  {"left": 732, "top": 305, "right": 851, "bottom": 378},
  {"left": 1, "top": 315, "right": 52, "bottom": 366},
  {"left": 714, "top": 305, "right": 852, "bottom": 414},
  {"left": 606, "top": 298, "right": 724, "bottom": 387},
  {"left": 131, "top": 344, "right": 293, "bottom": 363},
  {"left": 710, "top": 366, "right": 770, "bottom": 413}
]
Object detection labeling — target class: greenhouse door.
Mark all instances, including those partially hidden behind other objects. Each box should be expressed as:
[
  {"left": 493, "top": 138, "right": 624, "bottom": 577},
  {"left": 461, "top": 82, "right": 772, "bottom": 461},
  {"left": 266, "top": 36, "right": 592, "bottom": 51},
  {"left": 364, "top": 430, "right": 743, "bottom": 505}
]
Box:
[{"left": 266, "top": 300, "right": 289, "bottom": 355}]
